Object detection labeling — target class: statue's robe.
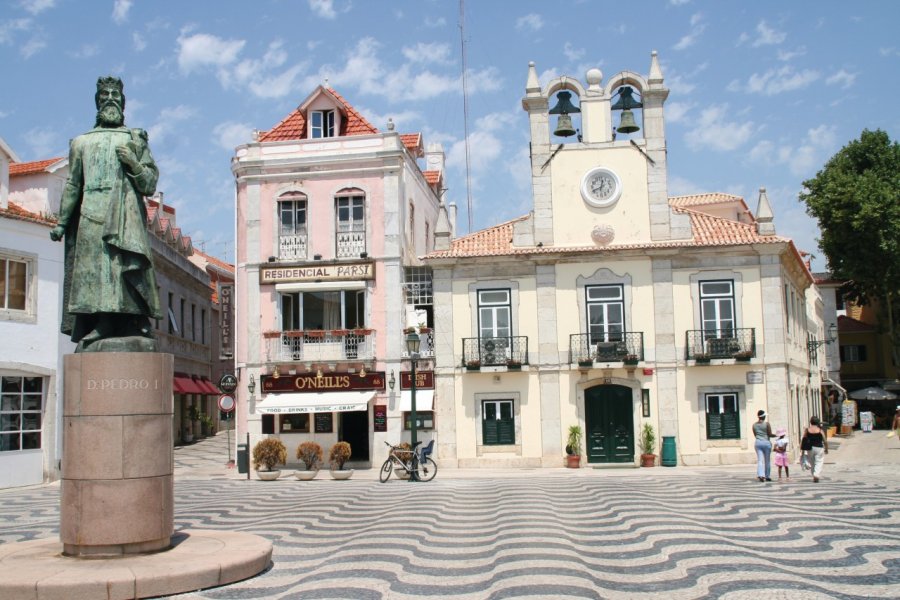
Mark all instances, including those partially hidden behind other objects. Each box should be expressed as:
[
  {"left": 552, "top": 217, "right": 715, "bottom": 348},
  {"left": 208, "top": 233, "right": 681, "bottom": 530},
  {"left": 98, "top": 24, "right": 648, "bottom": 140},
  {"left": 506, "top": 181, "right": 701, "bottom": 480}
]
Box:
[{"left": 57, "top": 126, "right": 162, "bottom": 342}]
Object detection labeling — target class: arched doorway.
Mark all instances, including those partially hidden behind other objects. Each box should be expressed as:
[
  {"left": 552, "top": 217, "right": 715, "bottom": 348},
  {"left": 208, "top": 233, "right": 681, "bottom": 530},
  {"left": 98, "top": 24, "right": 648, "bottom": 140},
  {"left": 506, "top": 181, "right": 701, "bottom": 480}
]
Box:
[{"left": 585, "top": 384, "right": 634, "bottom": 463}]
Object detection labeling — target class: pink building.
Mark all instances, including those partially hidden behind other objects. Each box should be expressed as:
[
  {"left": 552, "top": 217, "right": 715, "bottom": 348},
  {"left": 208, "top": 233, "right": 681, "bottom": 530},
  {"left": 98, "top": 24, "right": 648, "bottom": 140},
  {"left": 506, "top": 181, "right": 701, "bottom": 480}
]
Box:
[{"left": 232, "top": 86, "right": 446, "bottom": 467}]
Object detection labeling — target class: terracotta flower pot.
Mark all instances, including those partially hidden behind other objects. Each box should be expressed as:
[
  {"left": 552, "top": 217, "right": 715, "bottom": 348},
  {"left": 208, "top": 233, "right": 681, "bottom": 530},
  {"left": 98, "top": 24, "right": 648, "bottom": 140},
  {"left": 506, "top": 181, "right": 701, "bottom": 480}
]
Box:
[
  {"left": 640, "top": 454, "right": 656, "bottom": 467},
  {"left": 566, "top": 454, "right": 581, "bottom": 468}
]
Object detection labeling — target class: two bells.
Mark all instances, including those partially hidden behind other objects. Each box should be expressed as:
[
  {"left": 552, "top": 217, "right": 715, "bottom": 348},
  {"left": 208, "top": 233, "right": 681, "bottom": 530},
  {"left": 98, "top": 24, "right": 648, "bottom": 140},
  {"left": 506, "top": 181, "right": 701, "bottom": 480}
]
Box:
[{"left": 549, "top": 87, "right": 642, "bottom": 138}]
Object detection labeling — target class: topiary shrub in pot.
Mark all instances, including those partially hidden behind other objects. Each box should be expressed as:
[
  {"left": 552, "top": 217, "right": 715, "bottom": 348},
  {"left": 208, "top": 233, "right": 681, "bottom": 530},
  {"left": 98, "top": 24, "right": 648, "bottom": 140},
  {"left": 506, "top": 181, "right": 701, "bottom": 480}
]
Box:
[
  {"left": 253, "top": 437, "right": 287, "bottom": 480},
  {"left": 328, "top": 441, "right": 353, "bottom": 479},
  {"left": 295, "top": 441, "right": 323, "bottom": 480},
  {"left": 565, "top": 425, "right": 583, "bottom": 468}
]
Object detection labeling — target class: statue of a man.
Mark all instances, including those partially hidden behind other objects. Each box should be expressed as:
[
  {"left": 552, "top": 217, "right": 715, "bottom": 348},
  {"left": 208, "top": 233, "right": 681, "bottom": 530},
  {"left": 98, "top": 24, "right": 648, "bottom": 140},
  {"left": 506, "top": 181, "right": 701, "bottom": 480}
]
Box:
[{"left": 49, "top": 76, "right": 162, "bottom": 352}]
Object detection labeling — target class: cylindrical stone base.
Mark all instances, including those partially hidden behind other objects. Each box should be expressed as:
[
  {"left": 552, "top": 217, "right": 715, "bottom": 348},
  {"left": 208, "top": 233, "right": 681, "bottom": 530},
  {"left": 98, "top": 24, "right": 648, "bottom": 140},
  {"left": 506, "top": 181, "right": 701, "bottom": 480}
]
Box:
[{"left": 60, "top": 352, "right": 174, "bottom": 557}]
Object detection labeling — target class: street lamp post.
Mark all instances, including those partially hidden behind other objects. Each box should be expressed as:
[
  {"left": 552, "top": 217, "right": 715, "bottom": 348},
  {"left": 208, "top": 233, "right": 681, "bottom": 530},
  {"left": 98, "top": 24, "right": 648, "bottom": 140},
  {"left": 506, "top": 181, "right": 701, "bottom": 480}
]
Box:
[{"left": 405, "top": 331, "right": 421, "bottom": 482}]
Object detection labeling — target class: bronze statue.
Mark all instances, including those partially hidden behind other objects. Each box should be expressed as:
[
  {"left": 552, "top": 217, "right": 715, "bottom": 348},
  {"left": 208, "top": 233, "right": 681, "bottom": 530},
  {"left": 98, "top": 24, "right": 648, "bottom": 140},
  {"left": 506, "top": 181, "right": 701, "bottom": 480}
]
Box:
[{"left": 50, "top": 76, "right": 162, "bottom": 352}]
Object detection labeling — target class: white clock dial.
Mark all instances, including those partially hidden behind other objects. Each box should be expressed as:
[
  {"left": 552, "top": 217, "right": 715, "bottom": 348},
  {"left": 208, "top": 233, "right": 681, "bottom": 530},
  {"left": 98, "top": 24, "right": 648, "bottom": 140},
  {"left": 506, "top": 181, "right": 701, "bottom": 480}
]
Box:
[{"left": 581, "top": 167, "right": 622, "bottom": 208}]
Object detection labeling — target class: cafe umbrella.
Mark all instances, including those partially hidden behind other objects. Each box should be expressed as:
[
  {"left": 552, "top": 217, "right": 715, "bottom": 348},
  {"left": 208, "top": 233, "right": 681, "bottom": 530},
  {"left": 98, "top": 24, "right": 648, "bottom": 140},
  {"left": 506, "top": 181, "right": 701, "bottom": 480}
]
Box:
[{"left": 848, "top": 386, "right": 898, "bottom": 400}]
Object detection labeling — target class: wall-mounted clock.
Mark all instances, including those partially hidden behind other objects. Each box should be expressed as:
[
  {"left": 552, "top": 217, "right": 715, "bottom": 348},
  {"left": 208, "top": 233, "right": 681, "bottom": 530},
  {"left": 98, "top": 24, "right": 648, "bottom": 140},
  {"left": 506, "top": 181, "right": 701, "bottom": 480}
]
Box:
[{"left": 581, "top": 167, "right": 622, "bottom": 208}]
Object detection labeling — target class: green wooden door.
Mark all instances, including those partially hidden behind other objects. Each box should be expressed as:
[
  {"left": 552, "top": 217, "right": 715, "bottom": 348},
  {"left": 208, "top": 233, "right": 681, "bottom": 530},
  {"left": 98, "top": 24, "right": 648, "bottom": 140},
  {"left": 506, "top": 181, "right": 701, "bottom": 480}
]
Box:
[{"left": 585, "top": 385, "right": 634, "bottom": 463}]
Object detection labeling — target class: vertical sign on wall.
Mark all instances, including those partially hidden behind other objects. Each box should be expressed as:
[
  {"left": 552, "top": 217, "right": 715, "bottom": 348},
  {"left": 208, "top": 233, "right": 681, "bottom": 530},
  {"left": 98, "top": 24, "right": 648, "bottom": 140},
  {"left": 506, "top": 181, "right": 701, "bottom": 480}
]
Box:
[{"left": 219, "top": 283, "right": 234, "bottom": 359}]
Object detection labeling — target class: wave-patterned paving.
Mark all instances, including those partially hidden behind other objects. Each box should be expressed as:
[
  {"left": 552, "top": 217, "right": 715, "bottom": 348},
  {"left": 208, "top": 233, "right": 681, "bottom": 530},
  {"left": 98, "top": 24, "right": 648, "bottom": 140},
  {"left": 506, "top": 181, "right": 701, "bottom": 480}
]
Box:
[{"left": 1, "top": 472, "right": 898, "bottom": 599}]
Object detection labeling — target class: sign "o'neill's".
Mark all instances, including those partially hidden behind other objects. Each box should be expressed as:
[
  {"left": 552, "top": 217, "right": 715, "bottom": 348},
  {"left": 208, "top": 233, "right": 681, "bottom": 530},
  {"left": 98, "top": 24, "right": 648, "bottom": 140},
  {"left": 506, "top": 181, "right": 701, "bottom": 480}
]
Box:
[
  {"left": 262, "top": 371, "right": 385, "bottom": 393},
  {"left": 260, "top": 262, "right": 374, "bottom": 284}
]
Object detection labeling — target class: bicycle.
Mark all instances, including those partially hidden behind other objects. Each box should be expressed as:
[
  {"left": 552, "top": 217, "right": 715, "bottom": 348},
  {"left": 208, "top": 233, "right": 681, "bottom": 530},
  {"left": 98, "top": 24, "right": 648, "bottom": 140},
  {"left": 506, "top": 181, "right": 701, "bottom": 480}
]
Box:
[{"left": 379, "top": 440, "right": 437, "bottom": 482}]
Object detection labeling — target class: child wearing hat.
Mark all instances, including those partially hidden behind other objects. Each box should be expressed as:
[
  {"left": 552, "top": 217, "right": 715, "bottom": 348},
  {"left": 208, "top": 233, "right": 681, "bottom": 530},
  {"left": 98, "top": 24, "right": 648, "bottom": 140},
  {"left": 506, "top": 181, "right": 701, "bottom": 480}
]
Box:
[{"left": 773, "top": 427, "right": 790, "bottom": 481}]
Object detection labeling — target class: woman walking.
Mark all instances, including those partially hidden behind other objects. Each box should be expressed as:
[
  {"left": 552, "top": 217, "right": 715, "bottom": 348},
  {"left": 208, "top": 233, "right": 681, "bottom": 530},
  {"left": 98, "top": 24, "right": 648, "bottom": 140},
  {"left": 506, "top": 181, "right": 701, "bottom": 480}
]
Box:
[
  {"left": 753, "top": 409, "right": 774, "bottom": 482},
  {"left": 802, "top": 416, "right": 828, "bottom": 483}
]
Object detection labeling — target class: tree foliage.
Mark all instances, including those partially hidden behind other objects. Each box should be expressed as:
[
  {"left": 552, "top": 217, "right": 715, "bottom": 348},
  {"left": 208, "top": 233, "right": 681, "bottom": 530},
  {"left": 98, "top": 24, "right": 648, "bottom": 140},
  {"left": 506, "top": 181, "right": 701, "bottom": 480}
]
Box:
[{"left": 799, "top": 129, "right": 900, "bottom": 305}]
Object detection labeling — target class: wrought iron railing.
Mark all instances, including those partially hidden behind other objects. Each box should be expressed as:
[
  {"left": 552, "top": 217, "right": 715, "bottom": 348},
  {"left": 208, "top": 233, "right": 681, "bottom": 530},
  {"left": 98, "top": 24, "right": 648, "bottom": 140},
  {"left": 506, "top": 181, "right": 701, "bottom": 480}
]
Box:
[
  {"left": 336, "top": 223, "right": 366, "bottom": 258},
  {"left": 264, "top": 329, "right": 376, "bottom": 362},
  {"left": 279, "top": 233, "right": 307, "bottom": 260},
  {"left": 569, "top": 332, "right": 644, "bottom": 364},
  {"left": 685, "top": 328, "right": 756, "bottom": 360},
  {"left": 401, "top": 329, "right": 435, "bottom": 359},
  {"left": 462, "top": 336, "right": 529, "bottom": 367}
]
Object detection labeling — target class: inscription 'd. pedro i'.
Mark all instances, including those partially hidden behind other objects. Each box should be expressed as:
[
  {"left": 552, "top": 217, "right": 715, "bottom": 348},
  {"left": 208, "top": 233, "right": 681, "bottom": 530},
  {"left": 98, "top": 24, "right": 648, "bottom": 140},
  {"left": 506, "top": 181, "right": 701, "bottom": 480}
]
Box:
[{"left": 86, "top": 378, "right": 160, "bottom": 390}]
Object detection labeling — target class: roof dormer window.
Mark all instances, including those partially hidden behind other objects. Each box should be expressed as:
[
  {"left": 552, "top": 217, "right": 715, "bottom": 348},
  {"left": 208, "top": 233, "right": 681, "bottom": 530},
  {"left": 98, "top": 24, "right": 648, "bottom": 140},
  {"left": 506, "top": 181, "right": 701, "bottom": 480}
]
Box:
[{"left": 310, "top": 110, "right": 335, "bottom": 138}]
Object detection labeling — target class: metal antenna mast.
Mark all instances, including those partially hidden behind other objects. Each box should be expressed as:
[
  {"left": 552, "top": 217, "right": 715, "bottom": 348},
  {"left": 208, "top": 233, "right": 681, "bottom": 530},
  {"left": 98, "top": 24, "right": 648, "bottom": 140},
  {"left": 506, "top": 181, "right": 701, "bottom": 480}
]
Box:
[{"left": 459, "top": 0, "right": 473, "bottom": 233}]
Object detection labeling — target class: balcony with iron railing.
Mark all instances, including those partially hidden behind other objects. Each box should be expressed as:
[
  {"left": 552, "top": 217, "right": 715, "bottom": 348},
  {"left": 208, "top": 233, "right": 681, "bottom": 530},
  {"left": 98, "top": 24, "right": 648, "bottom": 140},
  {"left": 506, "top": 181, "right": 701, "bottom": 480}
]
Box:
[
  {"left": 462, "top": 336, "right": 529, "bottom": 369},
  {"left": 685, "top": 328, "right": 756, "bottom": 361},
  {"left": 569, "top": 332, "right": 645, "bottom": 365},
  {"left": 279, "top": 233, "right": 308, "bottom": 260},
  {"left": 264, "top": 329, "right": 376, "bottom": 363},
  {"left": 336, "top": 224, "right": 366, "bottom": 258}
]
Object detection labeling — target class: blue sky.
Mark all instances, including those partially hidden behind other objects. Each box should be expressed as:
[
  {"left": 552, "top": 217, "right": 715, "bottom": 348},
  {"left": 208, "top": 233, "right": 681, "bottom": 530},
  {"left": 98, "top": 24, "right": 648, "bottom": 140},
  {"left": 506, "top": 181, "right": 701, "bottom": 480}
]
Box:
[{"left": 2, "top": 1, "right": 898, "bottom": 270}]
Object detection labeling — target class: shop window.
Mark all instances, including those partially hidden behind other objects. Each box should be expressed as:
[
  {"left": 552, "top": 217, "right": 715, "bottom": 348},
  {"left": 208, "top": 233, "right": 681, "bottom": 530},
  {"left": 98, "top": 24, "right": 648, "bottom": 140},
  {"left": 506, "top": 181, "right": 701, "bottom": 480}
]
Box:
[
  {"left": 279, "top": 414, "right": 310, "bottom": 433},
  {"left": 403, "top": 411, "right": 434, "bottom": 431}
]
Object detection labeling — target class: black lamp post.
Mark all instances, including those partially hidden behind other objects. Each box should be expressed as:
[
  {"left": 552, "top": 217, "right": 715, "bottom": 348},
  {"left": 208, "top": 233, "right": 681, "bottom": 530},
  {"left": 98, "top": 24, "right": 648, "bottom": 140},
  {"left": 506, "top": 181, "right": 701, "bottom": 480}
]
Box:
[{"left": 405, "top": 330, "right": 421, "bottom": 482}]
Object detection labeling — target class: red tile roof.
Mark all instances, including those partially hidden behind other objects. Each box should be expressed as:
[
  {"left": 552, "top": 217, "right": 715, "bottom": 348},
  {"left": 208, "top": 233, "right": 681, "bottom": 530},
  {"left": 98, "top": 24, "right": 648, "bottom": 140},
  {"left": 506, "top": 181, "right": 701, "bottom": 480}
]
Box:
[
  {"left": 424, "top": 170, "right": 441, "bottom": 185},
  {"left": 193, "top": 248, "right": 235, "bottom": 274},
  {"left": 400, "top": 133, "right": 423, "bottom": 157},
  {"left": 0, "top": 201, "right": 56, "bottom": 226},
  {"left": 838, "top": 314, "right": 875, "bottom": 333},
  {"left": 425, "top": 194, "right": 807, "bottom": 280},
  {"left": 8, "top": 157, "right": 65, "bottom": 176},
  {"left": 258, "top": 87, "right": 378, "bottom": 142}
]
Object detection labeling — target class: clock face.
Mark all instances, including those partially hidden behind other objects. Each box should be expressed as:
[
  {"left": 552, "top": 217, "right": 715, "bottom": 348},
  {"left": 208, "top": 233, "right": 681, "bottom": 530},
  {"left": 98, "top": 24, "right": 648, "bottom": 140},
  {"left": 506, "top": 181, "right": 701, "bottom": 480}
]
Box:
[{"left": 581, "top": 167, "right": 622, "bottom": 207}]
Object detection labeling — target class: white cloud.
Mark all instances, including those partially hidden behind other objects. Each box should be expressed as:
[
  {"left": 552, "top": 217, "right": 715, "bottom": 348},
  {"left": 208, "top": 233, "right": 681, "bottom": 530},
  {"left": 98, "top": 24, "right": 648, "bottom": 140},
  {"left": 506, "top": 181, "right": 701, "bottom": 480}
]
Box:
[
  {"left": 176, "top": 31, "right": 245, "bottom": 74},
  {"left": 0, "top": 18, "right": 31, "bottom": 44},
  {"left": 147, "top": 105, "right": 196, "bottom": 144},
  {"left": 21, "top": 35, "right": 45, "bottom": 58},
  {"left": 673, "top": 12, "right": 705, "bottom": 51},
  {"left": 23, "top": 126, "right": 59, "bottom": 157},
  {"left": 669, "top": 0, "right": 691, "bottom": 5},
  {"left": 748, "top": 125, "right": 837, "bottom": 177},
  {"left": 752, "top": 20, "right": 786, "bottom": 47},
  {"left": 402, "top": 42, "right": 452, "bottom": 65},
  {"left": 308, "top": 0, "right": 336, "bottom": 19},
  {"left": 732, "top": 65, "right": 820, "bottom": 96},
  {"left": 0, "top": 110, "right": 10, "bottom": 118},
  {"left": 668, "top": 175, "right": 705, "bottom": 197},
  {"left": 69, "top": 43, "right": 100, "bottom": 59},
  {"left": 112, "top": 0, "right": 132, "bottom": 24},
  {"left": 825, "top": 69, "right": 856, "bottom": 89},
  {"left": 132, "top": 31, "right": 146, "bottom": 52},
  {"left": 424, "top": 16, "right": 446, "bottom": 28},
  {"left": 563, "top": 42, "right": 585, "bottom": 62},
  {"left": 777, "top": 46, "right": 806, "bottom": 61},
  {"left": 684, "top": 104, "right": 754, "bottom": 152},
  {"left": 665, "top": 101, "right": 693, "bottom": 124},
  {"left": 357, "top": 107, "right": 421, "bottom": 132},
  {"left": 212, "top": 121, "right": 253, "bottom": 151},
  {"left": 516, "top": 13, "right": 544, "bottom": 32},
  {"left": 19, "top": 0, "right": 54, "bottom": 15}
]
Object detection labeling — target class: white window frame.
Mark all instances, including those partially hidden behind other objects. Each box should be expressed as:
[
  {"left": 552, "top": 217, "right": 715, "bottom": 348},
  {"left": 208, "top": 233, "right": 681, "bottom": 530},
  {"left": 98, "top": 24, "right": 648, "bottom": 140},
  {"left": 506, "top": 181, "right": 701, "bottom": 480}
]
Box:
[
  {"left": 700, "top": 280, "right": 735, "bottom": 339},
  {"left": 310, "top": 110, "right": 335, "bottom": 139},
  {"left": 335, "top": 194, "right": 366, "bottom": 258},
  {"left": 478, "top": 289, "right": 511, "bottom": 340},
  {"left": 0, "top": 375, "right": 44, "bottom": 452},
  {"left": 0, "top": 251, "right": 36, "bottom": 323},
  {"left": 278, "top": 194, "right": 308, "bottom": 260},
  {"left": 586, "top": 284, "right": 624, "bottom": 343}
]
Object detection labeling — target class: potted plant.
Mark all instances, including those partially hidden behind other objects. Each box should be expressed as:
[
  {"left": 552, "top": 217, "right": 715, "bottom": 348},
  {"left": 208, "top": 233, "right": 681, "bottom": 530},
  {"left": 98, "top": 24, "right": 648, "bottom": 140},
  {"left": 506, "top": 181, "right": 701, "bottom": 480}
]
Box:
[
  {"left": 623, "top": 354, "right": 640, "bottom": 365},
  {"left": 200, "top": 413, "right": 213, "bottom": 436},
  {"left": 506, "top": 359, "right": 522, "bottom": 370},
  {"left": 639, "top": 423, "right": 657, "bottom": 467},
  {"left": 578, "top": 356, "right": 594, "bottom": 367},
  {"left": 565, "top": 425, "right": 583, "bottom": 468},
  {"left": 252, "top": 437, "right": 287, "bottom": 480},
  {"left": 693, "top": 353, "right": 710, "bottom": 364},
  {"left": 295, "top": 441, "right": 323, "bottom": 480},
  {"left": 733, "top": 350, "right": 753, "bottom": 361},
  {"left": 188, "top": 405, "right": 202, "bottom": 438},
  {"left": 329, "top": 441, "right": 353, "bottom": 479},
  {"left": 465, "top": 359, "right": 481, "bottom": 371}
]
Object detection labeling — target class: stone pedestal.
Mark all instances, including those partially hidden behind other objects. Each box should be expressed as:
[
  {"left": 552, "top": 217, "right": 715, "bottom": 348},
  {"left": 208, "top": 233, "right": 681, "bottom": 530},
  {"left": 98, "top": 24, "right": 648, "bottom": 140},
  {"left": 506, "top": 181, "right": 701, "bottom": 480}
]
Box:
[{"left": 60, "top": 352, "right": 174, "bottom": 557}]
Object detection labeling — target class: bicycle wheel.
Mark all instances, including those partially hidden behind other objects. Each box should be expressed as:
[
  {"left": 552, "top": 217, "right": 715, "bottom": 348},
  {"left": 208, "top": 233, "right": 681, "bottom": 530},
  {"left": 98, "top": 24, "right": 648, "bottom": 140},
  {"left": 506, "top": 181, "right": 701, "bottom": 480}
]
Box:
[
  {"left": 413, "top": 457, "right": 437, "bottom": 482},
  {"left": 379, "top": 459, "right": 393, "bottom": 483}
]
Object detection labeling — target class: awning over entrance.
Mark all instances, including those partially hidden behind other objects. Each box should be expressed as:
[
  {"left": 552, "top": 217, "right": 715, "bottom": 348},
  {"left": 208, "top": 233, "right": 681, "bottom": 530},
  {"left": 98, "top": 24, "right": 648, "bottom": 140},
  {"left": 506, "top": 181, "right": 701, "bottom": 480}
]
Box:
[
  {"left": 173, "top": 376, "right": 205, "bottom": 395},
  {"left": 197, "top": 378, "right": 220, "bottom": 395},
  {"left": 258, "top": 391, "right": 376, "bottom": 414},
  {"left": 399, "top": 389, "right": 434, "bottom": 412}
]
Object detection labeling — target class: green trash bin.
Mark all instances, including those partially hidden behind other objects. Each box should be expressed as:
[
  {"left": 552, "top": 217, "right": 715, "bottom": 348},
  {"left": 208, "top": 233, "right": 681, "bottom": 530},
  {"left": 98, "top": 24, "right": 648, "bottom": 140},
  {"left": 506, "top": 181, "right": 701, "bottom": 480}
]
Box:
[
  {"left": 237, "top": 443, "right": 249, "bottom": 474},
  {"left": 661, "top": 436, "right": 677, "bottom": 467}
]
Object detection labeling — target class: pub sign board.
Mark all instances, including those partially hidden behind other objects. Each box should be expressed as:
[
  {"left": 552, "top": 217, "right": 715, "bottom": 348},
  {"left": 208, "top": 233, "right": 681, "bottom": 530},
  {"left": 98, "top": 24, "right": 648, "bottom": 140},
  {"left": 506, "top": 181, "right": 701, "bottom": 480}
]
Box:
[
  {"left": 218, "top": 373, "right": 238, "bottom": 394},
  {"left": 262, "top": 371, "right": 386, "bottom": 393},
  {"left": 218, "top": 283, "right": 234, "bottom": 359},
  {"left": 400, "top": 371, "right": 434, "bottom": 390},
  {"left": 259, "top": 262, "right": 374, "bottom": 285}
]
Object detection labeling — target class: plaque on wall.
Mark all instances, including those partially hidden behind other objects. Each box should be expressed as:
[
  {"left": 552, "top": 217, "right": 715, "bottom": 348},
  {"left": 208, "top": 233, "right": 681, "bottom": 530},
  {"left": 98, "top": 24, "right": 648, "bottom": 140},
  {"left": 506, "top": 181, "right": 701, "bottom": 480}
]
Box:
[
  {"left": 400, "top": 371, "right": 434, "bottom": 389},
  {"left": 314, "top": 412, "right": 333, "bottom": 433},
  {"left": 373, "top": 405, "right": 387, "bottom": 432}
]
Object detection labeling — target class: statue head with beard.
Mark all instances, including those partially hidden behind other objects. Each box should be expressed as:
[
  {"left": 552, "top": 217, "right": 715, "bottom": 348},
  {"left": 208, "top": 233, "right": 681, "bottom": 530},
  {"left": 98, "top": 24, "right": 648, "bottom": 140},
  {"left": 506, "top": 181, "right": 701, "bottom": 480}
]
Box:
[{"left": 94, "top": 76, "right": 126, "bottom": 128}]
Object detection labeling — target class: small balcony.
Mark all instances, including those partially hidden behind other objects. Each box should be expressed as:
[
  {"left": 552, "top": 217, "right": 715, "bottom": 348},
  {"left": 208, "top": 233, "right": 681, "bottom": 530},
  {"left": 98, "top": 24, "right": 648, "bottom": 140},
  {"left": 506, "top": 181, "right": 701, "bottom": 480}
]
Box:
[
  {"left": 279, "top": 233, "right": 308, "bottom": 261},
  {"left": 336, "top": 225, "right": 366, "bottom": 258},
  {"left": 685, "top": 328, "right": 756, "bottom": 361},
  {"left": 401, "top": 328, "right": 435, "bottom": 359},
  {"left": 569, "top": 332, "right": 645, "bottom": 365},
  {"left": 264, "top": 329, "right": 376, "bottom": 363},
  {"left": 461, "top": 336, "right": 529, "bottom": 369}
]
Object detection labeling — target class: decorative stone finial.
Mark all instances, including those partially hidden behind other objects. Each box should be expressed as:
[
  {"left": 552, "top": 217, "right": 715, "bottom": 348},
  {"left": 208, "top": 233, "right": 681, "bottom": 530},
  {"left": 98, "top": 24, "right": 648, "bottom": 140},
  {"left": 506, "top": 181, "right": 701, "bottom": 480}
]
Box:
[
  {"left": 756, "top": 186, "right": 775, "bottom": 235},
  {"left": 526, "top": 61, "right": 541, "bottom": 95},
  {"left": 585, "top": 68, "right": 603, "bottom": 93},
  {"left": 387, "top": 118, "right": 395, "bottom": 131},
  {"left": 649, "top": 50, "right": 664, "bottom": 85}
]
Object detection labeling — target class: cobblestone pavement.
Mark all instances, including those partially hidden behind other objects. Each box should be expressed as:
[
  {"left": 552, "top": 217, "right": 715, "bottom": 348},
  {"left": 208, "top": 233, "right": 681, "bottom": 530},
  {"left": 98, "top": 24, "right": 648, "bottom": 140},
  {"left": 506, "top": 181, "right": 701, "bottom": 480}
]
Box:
[{"left": 1, "top": 432, "right": 898, "bottom": 599}]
